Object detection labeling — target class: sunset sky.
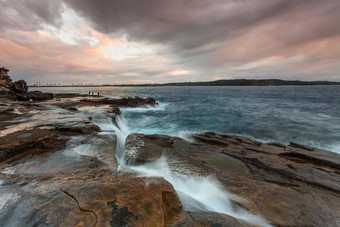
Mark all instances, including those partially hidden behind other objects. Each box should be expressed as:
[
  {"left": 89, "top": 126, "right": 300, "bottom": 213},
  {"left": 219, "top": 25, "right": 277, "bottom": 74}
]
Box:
[{"left": 1, "top": 0, "right": 340, "bottom": 84}]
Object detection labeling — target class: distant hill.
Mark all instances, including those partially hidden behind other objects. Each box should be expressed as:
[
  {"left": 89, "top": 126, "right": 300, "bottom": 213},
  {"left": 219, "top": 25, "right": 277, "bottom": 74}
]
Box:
[
  {"left": 105, "top": 79, "right": 340, "bottom": 87},
  {"left": 30, "top": 79, "right": 340, "bottom": 87}
]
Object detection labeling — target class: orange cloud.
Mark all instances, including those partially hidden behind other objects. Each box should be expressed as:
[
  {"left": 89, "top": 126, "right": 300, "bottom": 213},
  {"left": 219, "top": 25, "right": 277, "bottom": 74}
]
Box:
[{"left": 0, "top": 39, "right": 31, "bottom": 57}]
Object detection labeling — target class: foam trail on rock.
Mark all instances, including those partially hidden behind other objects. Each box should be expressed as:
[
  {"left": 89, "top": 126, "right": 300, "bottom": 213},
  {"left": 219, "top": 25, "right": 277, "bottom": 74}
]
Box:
[
  {"left": 111, "top": 113, "right": 272, "bottom": 227},
  {"left": 88, "top": 107, "right": 129, "bottom": 165},
  {"left": 131, "top": 157, "right": 272, "bottom": 227},
  {"left": 112, "top": 116, "right": 130, "bottom": 165}
]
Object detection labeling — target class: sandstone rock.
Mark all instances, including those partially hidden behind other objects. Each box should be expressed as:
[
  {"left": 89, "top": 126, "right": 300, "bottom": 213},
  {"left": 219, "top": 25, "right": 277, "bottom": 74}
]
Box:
[
  {"left": 125, "top": 134, "right": 174, "bottom": 165},
  {"left": 6, "top": 93, "right": 338, "bottom": 226},
  {"left": 0, "top": 128, "right": 67, "bottom": 163},
  {"left": 54, "top": 121, "right": 100, "bottom": 134},
  {"left": 187, "top": 211, "right": 254, "bottom": 227},
  {"left": 11, "top": 80, "right": 28, "bottom": 93},
  {"left": 16, "top": 91, "right": 54, "bottom": 101},
  {"left": 0, "top": 172, "right": 186, "bottom": 227},
  {"left": 126, "top": 133, "right": 340, "bottom": 227},
  {"left": 0, "top": 67, "right": 12, "bottom": 88}
]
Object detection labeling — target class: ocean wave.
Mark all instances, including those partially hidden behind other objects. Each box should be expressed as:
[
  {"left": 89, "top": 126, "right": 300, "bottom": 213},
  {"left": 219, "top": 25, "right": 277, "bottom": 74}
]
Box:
[
  {"left": 121, "top": 102, "right": 169, "bottom": 112},
  {"left": 316, "top": 113, "right": 332, "bottom": 119}
]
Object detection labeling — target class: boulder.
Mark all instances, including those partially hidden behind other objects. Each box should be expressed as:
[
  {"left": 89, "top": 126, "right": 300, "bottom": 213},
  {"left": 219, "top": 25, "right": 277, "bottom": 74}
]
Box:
[
  {"left": 11, "top": 80, "right": 28, "bottom": 93},
  {"left": 125, "top": 134, "right": 174, "bottom": 165},
  {"left": 0, "top": 67, "right": 12, "bottom": 87},
  {"left": 16, "top": 91, "right": 54, "bottom": 101}
]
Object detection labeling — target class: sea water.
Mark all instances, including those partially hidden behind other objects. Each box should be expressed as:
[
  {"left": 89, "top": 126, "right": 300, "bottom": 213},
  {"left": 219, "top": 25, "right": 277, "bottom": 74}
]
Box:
[
  {"left": 87, "top": 109, "right": 273, "bottom": 226},
  {"left": 34, "top": 85, "right": 340, "bottom": 154}
]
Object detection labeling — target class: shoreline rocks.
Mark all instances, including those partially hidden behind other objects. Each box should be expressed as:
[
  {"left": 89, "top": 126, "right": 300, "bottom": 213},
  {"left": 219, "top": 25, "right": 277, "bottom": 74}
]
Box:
[
  {"left": 0, "top": 67, "right": 54, "bottom": 101},
  {"left": 1, "top": 92, "right": 339, "bottom": 226},
  {"left": 124, "top": 132, "right": 340, "bottom": 226},
  {"left": 16, "top": 91, "right": 54, "bottom": 101},
  {"left": 11, "top": 80, "right": 28, "bottom": 93},
  {"left": 0, "top": 67, "right": 12, "bottom": 87}
]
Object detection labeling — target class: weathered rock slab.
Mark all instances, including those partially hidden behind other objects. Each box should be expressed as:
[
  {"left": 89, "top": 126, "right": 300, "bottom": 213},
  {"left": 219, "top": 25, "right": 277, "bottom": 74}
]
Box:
[{"left": 126, "top": 132, "right": 340, "bottom": 227}]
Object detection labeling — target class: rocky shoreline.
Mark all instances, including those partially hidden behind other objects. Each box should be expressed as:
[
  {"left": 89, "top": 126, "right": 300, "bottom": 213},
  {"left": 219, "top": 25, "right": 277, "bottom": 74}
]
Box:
[{"left": 0, "top": 69, "right": 339, "bottom": 226}]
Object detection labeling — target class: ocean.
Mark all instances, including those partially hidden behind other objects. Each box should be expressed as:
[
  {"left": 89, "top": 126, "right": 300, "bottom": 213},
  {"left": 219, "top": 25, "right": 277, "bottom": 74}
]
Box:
[{"left": 32, "top": 85, "right": 340, "bottom": 154}]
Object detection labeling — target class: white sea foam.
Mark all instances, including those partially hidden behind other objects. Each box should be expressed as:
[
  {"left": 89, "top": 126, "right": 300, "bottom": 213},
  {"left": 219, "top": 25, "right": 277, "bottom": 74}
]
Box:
[
  {"left": 316, "top": 113, "right": 332, "bottom": 119},
  {"left": 65, "top": 143, "right": 98, "bottom": 157},
  {"left": 13, "top": 109, "right": 22, "bottom": 114},
  {"left": 0, "top": 192, "right": 21, "bottom": 211},
  {"left": 90, "top": 109, "right": 129, "bottom": 165},
  {"left": 110, "top": 116, "right": 130, "bottom": 165},
  {"left": 325, "top": 144, "right": 340, "bottom": 154},
  {"left": 1, "top": 166, "right": 17, "bottom": 175},
  {"left": 130, "top": 157, "right": 271, "bottom": 226},
  {"left": 110, "top": 113, "right": 273, "bottom": 227},
  {"left": 121, "top": 102, "right": 169, "bottom": 112}
]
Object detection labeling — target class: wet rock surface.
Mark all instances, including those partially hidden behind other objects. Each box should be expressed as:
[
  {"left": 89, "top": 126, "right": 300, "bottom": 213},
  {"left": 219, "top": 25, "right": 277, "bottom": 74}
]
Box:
[
  {"left": 126, "top": 132, "right": 340, "bottom": 227},
  {"left": 1, "top": 94, "right": 339, "bottom": 226},
  {"left": 0, "top": 171, "right": 185, "bottom": 227},
  {"left": 0, "top": 96, "right": 189, "bottom": 227}
]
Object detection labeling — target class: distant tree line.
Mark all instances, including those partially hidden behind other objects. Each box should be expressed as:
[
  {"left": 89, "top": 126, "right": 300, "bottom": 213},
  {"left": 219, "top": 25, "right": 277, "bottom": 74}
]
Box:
[{"left": 102, "top": 79, "right": 340, "bottom": 87}]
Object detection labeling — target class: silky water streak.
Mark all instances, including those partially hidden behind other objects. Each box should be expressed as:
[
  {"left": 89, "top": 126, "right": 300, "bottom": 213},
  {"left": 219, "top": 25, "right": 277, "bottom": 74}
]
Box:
[{"left": 107, "top": 112, "right": 272, "bottom": 227}]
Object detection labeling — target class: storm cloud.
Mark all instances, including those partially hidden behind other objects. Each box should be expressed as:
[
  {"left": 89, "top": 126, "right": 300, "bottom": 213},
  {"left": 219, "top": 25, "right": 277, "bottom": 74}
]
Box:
[
  {"left": 64, "top": 0, "right": 340, "bottom": 48},
  {"left": 0, "top": 0, "right": 340, "bottom": 84},
  {"left": 0, "top": 0, "right": 63, "bottom": 32}
]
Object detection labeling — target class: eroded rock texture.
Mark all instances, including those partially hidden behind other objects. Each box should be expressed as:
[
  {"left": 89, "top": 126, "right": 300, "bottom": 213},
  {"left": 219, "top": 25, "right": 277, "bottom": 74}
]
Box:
[
  {"left": 1, "top": 95, "right": 339, "bottom": 226},
  {"left": 125, "top": 132, "right": 340, "bottom": 227}
]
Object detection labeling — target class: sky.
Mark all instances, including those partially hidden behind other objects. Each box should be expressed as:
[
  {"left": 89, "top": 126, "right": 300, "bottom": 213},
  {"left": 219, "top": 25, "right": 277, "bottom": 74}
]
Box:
[{"left": 0, "top": 0, "right": 340, "bottom": 84}]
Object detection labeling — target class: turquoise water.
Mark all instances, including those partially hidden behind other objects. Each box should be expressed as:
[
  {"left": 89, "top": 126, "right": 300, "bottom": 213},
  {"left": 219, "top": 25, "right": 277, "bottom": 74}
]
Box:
[{"left": 32, "top": 86, "right": 340, "bottom": 153}]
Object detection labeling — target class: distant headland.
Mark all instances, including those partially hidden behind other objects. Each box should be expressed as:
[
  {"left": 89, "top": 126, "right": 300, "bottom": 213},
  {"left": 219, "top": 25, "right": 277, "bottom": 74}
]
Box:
[{"left": 30, "top": 79, "right": 340, "bottom": 87}]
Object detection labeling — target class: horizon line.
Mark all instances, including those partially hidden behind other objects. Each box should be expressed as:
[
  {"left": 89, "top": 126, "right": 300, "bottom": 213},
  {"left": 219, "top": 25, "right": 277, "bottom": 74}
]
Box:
[{"left": 28, "top": 78, "right": 340, "bottom": 87}]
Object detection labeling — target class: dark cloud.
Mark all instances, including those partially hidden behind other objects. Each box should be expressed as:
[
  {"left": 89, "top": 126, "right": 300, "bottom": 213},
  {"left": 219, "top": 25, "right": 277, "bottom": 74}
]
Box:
[
  {"left": 1, "top": 0, "right": 340, "bottom": 83},
  {"left": 0, "top": 0, "right": 63, "bottom": 32},
  {"left": 64, "top": 0, "right": 340, "bottom": 50}
]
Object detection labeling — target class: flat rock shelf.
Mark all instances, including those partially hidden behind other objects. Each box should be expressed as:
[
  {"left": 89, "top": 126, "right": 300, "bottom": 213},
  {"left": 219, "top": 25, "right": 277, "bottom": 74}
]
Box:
[{"left": 0, "top": 94, "right": 339, "bottom": 227}]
